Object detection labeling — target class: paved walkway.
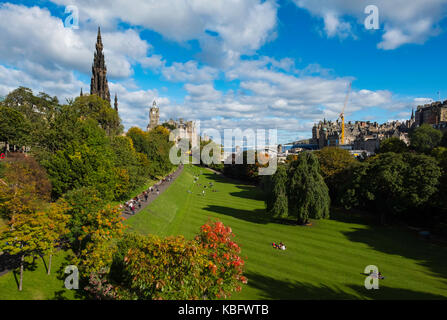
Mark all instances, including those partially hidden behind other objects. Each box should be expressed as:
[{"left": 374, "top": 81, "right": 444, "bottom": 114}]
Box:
[{"left": 120, "top": 164, "right": 184, "bottom": 220}]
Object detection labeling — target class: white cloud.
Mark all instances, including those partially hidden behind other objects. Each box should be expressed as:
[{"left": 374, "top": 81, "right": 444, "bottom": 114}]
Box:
[
  {"left": 49, "top": 0, "right": 278, "bottom": 67},
  {"left": 323, "top": 12, "right": 355, "bottom": 39},
  {"left": 293, "top": 0, "right": 447, "bottom": 49},
  {"left": 0, "top": 3, "right": 153, "bottom": 79},
  {"left": 161, "top": 61, "right": 219, "bottom": 83}
]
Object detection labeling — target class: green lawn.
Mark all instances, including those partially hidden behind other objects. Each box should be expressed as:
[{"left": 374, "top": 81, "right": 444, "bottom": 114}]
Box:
[
  {"left": 0, "top": 250, "right": 79, "bottom": 300},
  {"left": 126, "top": 165, "right": 447, "bottom": 300}
]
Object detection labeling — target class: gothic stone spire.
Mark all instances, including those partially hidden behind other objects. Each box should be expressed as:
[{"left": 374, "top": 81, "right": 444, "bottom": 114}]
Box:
[
  {"left": 114, "top": 93, "right": 118, "bottom": 112},
  {"left": 90, "top": 26, "right": 111, "bottom": 103}
]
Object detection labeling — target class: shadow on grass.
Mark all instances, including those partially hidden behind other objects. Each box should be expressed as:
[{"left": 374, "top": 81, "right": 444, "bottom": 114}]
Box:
[
  {"left": 342, "top": 225, "right": 447, "bottom": 286},
  {"left": 203, "top": 205, "right": 270, "bottom": 224},
  {"left": 12, "top": 270, "right": 19, "bottom": 289},
  {"left": 41, "top": 255, "right": 48, "bottom": 274},
  {"left": 330, "top": 207, "right": 379, "bottom": 225},
  {"left": 50, "top": 250, "right": 90, "bottom": 300},
  {"left": 243, "top": 271, "right": 447, "bottom": 300},
  {"left": 347, "top": 284, "right": 447, "bottom": 300},
  {"left": 229, "top": 185, "right": 265, "bottom": 201},
  {"left": 243, "top": 271, "right": 356, "bottom": 300},
  {"left": 202, "top": 170, "right": 254, "bottom": 187}
]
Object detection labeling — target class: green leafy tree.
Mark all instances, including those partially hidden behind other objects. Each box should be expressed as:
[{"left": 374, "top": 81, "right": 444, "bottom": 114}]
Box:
[
  {"left": 43, "top": 201, "right": 70, "bottom": 275},
  {"left": 0, "top": 211, "right": 50, "bottom": 291},
  {"left": 0, "top": 106, "right": 30, "bottom": 149},
  {"left": 287, "top": 153, "right": 330, "bottom": 224},
  {"left": 62, "top": 187, "right": 106, "bottom": 254},
  {"left": 315, "top": 147, "right": 356, "bottom": 179},
  {"left": 0, "top": 157, "right": 51, "bottom": 220},
  {"left": 378, "top": 137, "right": 408, "bottom": 154},
  {"left": 343, "top": 152, "right": 441, "bottom": 224},
  {"left": 266, "top": 165, "right": 289, "bottom": 219},
  {"left": 70, "top": 95, "right": 123, "bottom": 136},
  {"left": 127, "top": 126, "right": 174, "bottom": 177},
  {"left": 72, "top": 204, "right": 126, "bottom": 278},
  {"left": 410, "top": 124, "right": 442, "bottom": 153},
  {"left": 441, "top": 131, "right": 447, "bottom": 148},
  {"left": 1, "top": 87, "right": 60, "bottom": 149},
  {"left": 41, "top": 119, "right": 122, "bottom": 199}
]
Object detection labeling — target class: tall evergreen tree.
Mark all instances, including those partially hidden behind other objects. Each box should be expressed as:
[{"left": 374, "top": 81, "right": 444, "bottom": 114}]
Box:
[
  {"left": 287, "top": 152, "right": 330, "bottom": 224},
  {"left": 268, "top": 165, "right": 289, "bottom": 219}
]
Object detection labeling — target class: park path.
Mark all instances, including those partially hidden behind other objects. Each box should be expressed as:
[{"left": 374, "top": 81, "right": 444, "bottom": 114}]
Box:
[{"left": 120, "top": 164, "right": 184, "bottom": 220}]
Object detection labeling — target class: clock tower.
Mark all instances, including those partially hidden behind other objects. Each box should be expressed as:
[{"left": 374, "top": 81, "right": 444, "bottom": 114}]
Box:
[{"left": 147, "top": 100, "right": 160, "bottom": 131}]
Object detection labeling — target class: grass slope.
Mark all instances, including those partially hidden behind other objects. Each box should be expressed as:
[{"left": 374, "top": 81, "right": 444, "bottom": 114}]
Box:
[{"left": 126, "top": 165, "right": 447, "bottom": 300}]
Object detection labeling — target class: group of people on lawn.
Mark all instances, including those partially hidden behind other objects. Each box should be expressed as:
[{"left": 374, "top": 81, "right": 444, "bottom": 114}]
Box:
[
  {"left": 190, "top": 175, "right": 218, "bottom": 196},
  {"left": 272, "top": 241, "right": 286, "bottom": 250}
]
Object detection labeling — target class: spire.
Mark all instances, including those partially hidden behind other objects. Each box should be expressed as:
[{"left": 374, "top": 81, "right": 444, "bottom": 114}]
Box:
[
  {"left": 80, "top": 88, "right": 83, "bottom": 96},
  {"left": 90, "top": 26, "right": 110, "bottom": 103},
  {"left": 114, "top": 93, "right": 118, "bottom": 112},
  {"left": 411, "top": 107, "right": 414, "bottom": 120}
]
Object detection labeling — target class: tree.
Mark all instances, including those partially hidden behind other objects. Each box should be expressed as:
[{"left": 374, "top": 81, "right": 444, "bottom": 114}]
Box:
[
  {"left": 315, "top": 147, "right": 356, "bottom": 179},
  {"left": 315, "top": 147, "right": 357, "bottom": 200},
  {"left": 287, "top": 153, "right": 330, "bottom": 224},
  {"left": 266, "top": 165, "right": 289, "bottom": 219},
  {"left": 85, "top": 221, "right": 246, "bottom": 300},
  {"left": 72, "top": 204, "right": 126, "bottom": 277},
  {"left": 0, "top": 157, "right": 51, "bottom": 220},
  {"left": 410, "top": 124, "right": 442, "bottom": 153},
  {"left": 1, "top": 87, "right": 60, "bottom": 149},
  {"left": 70, "top": 95, "right": 123, "bottom": 136},
  {"left": 41, "top": 119, "right": 123, "bottom": 200},
  {"left": 441, "top": 131, "right": 447, "bottom": 148},
  {"left": 0, "top": 106, "right": 30, "bottom": 149},
  {"left": 43, "top": 201, "right": 70, "bottom": 275},
  {"left": 62, "top": 187, "right": 107, "bottom": 255},
  {"left": 0, "top": 211, "right": 50, "bottom": 290},
  {"left": 346, "top": 152, "right": 442, "bottom": 224},
  {"left": 378, "top": 137, "right": 408, "bottom": 154},
  {"left": 127, "top": 126, "right": 174, "bottom": 178}
]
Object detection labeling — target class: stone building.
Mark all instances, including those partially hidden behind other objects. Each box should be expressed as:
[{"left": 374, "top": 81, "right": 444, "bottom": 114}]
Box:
[
  {"left": 415, "top": 100, "right": 447, "bottom": 132},
  {"left": 146, "top": 101, "right": 199, "bottom": 145},
  {"left": 165, "top": 117, "right": 199, "bottom": 145},
  {"left": 311, "top": 115, "right": 415, "bottom": 153}
]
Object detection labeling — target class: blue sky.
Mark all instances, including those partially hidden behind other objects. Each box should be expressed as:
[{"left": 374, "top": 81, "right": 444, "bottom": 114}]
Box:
[{"left": 0, "top": 0, "right": 446, "bottom": 144}]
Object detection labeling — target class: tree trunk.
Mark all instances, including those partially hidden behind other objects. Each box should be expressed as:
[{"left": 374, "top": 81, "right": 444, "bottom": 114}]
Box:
[
  {"left": 19, "top": 254, "right": 24, "bottom": 291},
  {"left": 380, "top": 211, "right": 386, "bottom": 225},
  {"left": 47, "top": 254, "right": 52, "bottom": 275}
]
